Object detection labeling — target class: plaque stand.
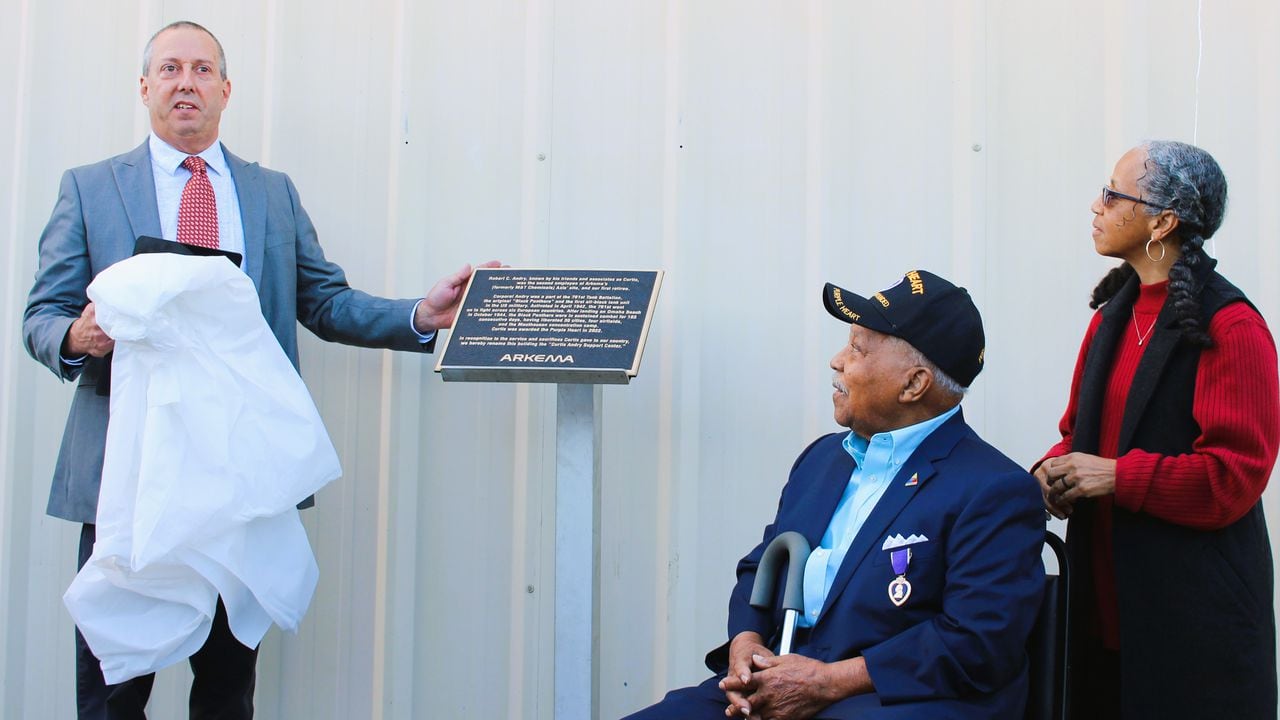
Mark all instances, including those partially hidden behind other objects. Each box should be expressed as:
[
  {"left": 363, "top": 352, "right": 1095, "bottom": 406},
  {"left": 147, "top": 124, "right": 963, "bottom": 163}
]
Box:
[
  {"left": 434, "top": 268, "right": 663, "bottom": 719},
  {"left": 554, "top": 383, "right": 601, "bottom": 720}
]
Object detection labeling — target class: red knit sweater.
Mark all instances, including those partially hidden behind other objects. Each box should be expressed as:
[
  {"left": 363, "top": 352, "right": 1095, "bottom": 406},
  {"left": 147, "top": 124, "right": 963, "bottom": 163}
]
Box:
[{"left": 1041, "top": 280, "right": 1280, "bottom": 649}]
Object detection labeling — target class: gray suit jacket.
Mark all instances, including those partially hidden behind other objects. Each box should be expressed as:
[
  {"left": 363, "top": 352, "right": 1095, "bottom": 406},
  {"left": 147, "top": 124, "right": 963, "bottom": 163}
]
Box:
[{"left": 24, "top": 140, "right": 431, "bottom": 523}]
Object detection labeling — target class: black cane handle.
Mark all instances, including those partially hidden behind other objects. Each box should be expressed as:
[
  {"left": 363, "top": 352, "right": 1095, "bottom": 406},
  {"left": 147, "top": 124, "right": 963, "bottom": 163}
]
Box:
[{"left": 749, "top": 531, "right": 811, "bottom": 612}]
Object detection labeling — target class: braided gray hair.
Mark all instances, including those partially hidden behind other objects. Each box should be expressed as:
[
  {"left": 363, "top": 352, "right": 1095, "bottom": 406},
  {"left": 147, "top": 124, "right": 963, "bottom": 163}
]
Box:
[
  {"left": 1137, "top": 141, "right": 1227, "bottom": 239},
  {"left": 1089, "top": 141, "right": 1228, "bottom": 347}
]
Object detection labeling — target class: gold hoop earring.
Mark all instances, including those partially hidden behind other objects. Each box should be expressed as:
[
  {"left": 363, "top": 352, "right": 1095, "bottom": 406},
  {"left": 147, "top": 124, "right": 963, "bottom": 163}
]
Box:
[{"left": 1145, "top": 238, "right": 1166, "bottom": 263}]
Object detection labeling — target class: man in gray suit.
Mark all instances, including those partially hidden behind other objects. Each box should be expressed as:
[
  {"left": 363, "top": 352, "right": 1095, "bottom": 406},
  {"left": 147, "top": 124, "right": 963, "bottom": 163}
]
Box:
[{"left": 23, "top": 20, "right": 494, "bottom": 720}]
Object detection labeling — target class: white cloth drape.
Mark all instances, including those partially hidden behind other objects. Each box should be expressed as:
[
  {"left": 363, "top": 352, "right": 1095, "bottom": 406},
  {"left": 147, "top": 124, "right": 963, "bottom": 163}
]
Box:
[{"left": 65, "top": 253, "right": 341, "bottom": 684}]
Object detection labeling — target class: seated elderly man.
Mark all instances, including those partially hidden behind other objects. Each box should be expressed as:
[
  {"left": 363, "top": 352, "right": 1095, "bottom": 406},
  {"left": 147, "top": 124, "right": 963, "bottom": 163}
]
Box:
[{"left": 623, "top": 271, "right": 1045, "bottom": 720}]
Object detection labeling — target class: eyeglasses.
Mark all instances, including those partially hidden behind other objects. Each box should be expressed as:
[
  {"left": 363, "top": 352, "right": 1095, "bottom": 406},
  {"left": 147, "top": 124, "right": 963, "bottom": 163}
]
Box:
[{"left": 1100, "top": 186, "right": 1171, "bottom": 210}]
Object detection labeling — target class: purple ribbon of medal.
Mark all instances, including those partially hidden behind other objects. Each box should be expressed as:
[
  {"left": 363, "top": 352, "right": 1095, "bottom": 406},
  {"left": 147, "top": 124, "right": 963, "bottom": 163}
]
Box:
[{"left": 888, "top": 547, "right": 912, "bottom": 607}]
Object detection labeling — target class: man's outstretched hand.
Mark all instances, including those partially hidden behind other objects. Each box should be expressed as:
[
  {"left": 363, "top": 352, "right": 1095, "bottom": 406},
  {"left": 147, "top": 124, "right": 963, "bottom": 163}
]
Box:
[{"left": 413, "top": 260, "right": 503, "bottom": 333}]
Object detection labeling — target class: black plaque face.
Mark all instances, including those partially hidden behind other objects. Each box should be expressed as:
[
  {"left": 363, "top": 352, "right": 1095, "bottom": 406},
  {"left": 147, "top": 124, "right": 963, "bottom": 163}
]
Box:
[{"left": 436, "top": 268, "right": 663, "bottom": 384}]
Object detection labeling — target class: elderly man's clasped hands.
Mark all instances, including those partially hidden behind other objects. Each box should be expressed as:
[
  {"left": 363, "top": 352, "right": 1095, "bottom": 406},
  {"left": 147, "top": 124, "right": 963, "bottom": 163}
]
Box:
[{"left": 717, "top": 631, "right": 869, "bottom": 720}]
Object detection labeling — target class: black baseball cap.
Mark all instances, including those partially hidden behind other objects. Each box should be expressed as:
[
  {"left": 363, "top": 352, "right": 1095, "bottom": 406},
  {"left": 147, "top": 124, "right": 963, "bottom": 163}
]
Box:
[{"left": 822, "top": 270, "right": 985, "bottom": 387}]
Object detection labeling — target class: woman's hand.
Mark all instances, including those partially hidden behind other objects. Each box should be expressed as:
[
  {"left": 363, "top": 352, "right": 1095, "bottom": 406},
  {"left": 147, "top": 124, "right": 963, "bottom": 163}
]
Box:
[
  {"left": 1042, "top": 452, "right": 1117, "bottom": 507},
  {"left": 1034, "top": 462, "right": 1075, "bottom": 519}
]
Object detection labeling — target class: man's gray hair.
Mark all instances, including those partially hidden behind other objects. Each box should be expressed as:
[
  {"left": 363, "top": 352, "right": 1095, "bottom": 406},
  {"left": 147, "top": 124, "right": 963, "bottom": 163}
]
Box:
[
  {"left": 889, "top": 335, "right": 968, "bottom": 400},
  {"left": 141, "top": 21, "right": 227, "bottom": 79}
]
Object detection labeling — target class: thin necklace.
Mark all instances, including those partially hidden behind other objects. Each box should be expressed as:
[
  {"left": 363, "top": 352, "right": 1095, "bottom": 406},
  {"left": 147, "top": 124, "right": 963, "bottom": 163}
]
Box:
[{"left": 1132, "top": 308, "right": 1158, "bottom": 346}]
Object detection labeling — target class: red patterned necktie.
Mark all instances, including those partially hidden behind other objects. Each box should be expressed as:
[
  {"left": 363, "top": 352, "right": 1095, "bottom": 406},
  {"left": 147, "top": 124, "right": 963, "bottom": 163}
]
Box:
[{"left": 177, "top": 156, "right": 219, "bottom": 249}]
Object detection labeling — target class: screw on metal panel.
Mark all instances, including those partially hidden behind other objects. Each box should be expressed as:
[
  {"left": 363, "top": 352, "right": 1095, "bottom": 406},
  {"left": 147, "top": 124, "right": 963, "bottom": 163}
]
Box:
[
  {"left": 537, "top": 153, "right": 547, "bottom": 161},
  {"left": 971, "top": 144, "right": 983, "bottom": 152},
  {"left": 526, "top": 585, "right": 535, "bottom": 594}
]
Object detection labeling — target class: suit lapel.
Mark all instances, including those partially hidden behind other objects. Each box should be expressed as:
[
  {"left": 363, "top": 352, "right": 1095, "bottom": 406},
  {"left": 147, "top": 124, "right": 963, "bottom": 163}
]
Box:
[
  {"left": 224, "top": 145, "right": 266, "bottom": 288},
  {"left": 816, "top": 410, "right": 967, "bottom": 625},
  {"left": 111, "top": 140, "right": 162, "bottom": 246},
  {"left": 794, "top": 441, "right": 858, "bottom": 549}
]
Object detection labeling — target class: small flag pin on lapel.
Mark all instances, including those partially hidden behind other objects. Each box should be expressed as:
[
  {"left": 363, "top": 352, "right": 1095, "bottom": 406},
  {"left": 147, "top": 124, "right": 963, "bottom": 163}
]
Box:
[{"left": 904, "top": 473, "right": 919, "bottom": 487}]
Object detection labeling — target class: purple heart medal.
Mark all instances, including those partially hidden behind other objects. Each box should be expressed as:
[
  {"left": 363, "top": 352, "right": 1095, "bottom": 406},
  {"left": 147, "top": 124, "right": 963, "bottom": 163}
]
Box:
[{"left": 888, "top": 548, "right": 912, "bottom": 607}]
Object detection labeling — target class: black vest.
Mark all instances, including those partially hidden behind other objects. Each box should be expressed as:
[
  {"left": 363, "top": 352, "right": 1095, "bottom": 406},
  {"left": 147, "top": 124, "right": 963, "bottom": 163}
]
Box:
[{"left": 1067, "top": 260, "right": 1276, "bottom": 719}]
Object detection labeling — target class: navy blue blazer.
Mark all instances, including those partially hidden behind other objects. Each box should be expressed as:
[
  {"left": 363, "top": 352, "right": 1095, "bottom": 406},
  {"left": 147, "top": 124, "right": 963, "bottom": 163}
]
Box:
[{"left": 708, "top": 409, "right": 1045, "bottom": 719}]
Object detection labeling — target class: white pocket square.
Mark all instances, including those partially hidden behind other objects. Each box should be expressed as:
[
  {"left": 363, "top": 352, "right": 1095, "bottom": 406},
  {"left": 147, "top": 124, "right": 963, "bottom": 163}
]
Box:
[{"left": 882, "top": 533, "right": 930, "bottom": 550}]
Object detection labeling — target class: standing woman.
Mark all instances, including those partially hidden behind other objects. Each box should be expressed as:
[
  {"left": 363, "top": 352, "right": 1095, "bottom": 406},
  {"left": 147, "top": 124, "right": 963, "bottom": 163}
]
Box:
[{"left": 1036, "top": 141, "right": 1279, "bottom": 719}]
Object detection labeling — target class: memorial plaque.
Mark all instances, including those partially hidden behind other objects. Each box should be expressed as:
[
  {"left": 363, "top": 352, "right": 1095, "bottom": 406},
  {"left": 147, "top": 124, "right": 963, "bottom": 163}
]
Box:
[{"left": 435, "top": 268, "right": 663, "bottom": 384}]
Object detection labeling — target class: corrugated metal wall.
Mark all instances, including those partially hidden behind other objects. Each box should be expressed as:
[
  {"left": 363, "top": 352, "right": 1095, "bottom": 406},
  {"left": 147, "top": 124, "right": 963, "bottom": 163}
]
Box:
[{"left": 3, "top": 1, "right": 1278, "bottom": 718}]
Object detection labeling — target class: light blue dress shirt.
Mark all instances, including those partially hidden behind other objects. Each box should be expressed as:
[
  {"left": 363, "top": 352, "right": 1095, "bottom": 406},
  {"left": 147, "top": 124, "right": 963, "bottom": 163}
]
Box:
[
  {"left": 148, "top": 133, "right": 246, "bottom": 266},
  {"left": 797, "top": 404, "right": 960, "bottom": 627}
]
